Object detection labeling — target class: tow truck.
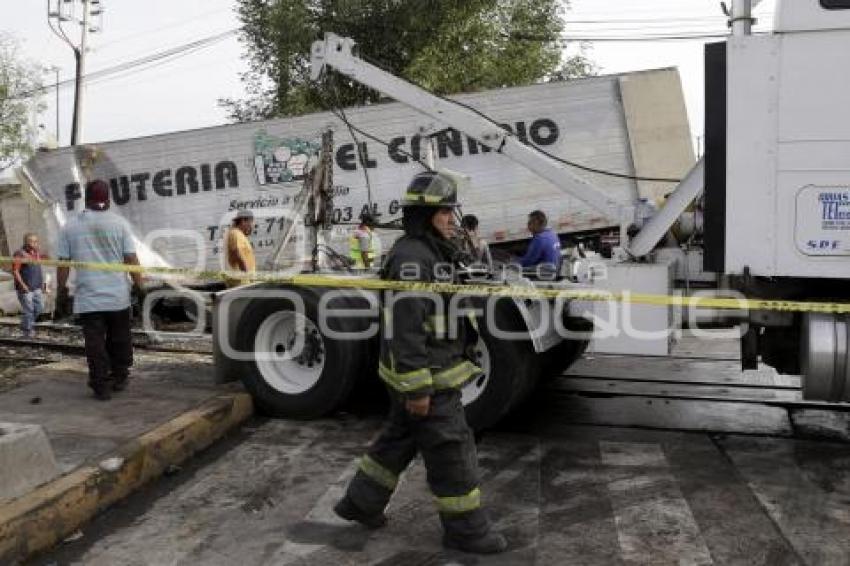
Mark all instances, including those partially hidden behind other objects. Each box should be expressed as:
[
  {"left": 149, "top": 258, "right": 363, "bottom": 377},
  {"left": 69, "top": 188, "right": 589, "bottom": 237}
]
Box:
[{"left": 213, "top": 0, "right": 850, "bottom": 428}]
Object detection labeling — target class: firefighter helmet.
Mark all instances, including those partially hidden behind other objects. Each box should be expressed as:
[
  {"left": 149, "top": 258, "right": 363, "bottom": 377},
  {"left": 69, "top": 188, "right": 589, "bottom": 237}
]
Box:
[{"left": 401, "top": 171, "right": 460, "bottom": 208}]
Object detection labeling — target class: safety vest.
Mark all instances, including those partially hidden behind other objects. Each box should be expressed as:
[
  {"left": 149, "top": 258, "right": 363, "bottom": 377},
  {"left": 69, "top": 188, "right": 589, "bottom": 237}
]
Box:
[{"left": 349, "top": 227, "right": 376, "bottom": 268}]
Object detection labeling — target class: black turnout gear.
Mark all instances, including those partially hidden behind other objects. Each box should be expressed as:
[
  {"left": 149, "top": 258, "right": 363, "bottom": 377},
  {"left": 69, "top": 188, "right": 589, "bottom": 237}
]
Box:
[{"left": 338, "top": 205, "right": 495, "bottom": 542}]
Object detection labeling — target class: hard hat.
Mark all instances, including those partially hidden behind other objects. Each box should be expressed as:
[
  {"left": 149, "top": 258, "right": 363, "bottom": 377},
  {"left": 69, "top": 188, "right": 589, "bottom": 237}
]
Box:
[{"left": 401, "top": 171, "right": 460, "bottom": 208}]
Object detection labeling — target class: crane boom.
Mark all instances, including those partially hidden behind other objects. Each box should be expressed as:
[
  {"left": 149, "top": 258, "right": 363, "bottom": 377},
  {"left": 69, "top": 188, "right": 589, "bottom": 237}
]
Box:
[{"left": 310, "top": 33, "right": 635, "bottom": 233}]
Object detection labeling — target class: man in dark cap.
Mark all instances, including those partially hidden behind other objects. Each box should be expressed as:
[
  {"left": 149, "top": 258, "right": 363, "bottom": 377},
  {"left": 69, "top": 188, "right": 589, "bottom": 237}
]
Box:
[
  {"left": 333, "top": 171, "right": 507, "bottom": 555},
  {"left": 56, "top": 179, "right": 142, "bottom": 400}
]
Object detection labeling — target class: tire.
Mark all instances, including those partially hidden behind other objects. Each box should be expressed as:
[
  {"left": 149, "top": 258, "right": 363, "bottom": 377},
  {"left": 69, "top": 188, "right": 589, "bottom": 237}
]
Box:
[
  {"left": 540, "top": 338, "right": 589, "bottom": 377},
  {"left": 539, "top": 315, "right": 592, "bottom": 377},
  {"left": 235, "top": 286, "right": 368, "bottom": 419},
  {"left": 462, "top": 297, "right": 540, "bottom": 431}
]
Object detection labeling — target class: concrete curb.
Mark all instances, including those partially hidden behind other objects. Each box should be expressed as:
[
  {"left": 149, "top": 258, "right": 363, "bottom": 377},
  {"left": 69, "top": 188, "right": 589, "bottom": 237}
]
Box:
[{"left": 0, "top": 392, "right": 254, "bottom": 564}]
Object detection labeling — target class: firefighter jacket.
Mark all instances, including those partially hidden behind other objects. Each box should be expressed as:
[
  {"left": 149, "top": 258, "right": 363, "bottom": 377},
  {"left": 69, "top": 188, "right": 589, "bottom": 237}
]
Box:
[{"left": 377, "top": 233, "right": 482, "bottom": 399}]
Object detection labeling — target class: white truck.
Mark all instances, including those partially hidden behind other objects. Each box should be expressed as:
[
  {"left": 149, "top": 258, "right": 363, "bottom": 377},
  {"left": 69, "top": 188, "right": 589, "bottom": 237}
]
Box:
[
  {"left": 698, "top": 0, "right": 850, "bottom": 402},
  {"left": 209, "top": 0, "right": 850, "bottom": 427}
]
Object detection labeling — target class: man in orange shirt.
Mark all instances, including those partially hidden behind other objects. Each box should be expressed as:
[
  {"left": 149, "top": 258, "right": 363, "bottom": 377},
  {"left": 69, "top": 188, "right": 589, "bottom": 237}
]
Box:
[{"left": 225, "top": 210, "right": 256, "bottom": 287}]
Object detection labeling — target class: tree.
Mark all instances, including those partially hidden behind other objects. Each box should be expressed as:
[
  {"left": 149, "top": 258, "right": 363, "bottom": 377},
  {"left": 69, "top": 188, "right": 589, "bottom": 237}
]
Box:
[
  {"left": 222, "top": 0, "right": 594, "bottom": 121},
  {"left": 0, "top": 34, "right": 45, "bottom": 174}
]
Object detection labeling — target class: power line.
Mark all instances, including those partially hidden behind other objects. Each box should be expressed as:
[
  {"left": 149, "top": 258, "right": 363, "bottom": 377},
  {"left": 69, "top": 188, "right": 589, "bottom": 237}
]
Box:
[
  {"left": 357, "top": 21, "right": 738, "bottom": 43},
  {"left": 560, "top": 22, "right": 771, "bottom": 33},
  {"left": 329, "top": 75, "right": 375, "bottom": 209},
  {"left": 80, "top": 29, "right": 238, "bottom": 87},
  {"left": 556, "top": 34, "right": 731, "bottom": 42},
  {"left": 12, "top": 29, "right": 238, "bottom": 100},
  {"left": 509, "top": 31, "right": 762, "bottom": 43},
  {"left": 566, "top": 16, "right": 730, "bottom": 24},
  {"left": 85, "top": 31, "right": 237, "bottom": 87},
  {"left": 327, "top": 105, "right": 434, "bottom": 173},
  {"left": 515, "top": 32, "right": 781, "bottom": 43},
  {"left": 95, "top": 7, "right": 235, "bottom": 50}
]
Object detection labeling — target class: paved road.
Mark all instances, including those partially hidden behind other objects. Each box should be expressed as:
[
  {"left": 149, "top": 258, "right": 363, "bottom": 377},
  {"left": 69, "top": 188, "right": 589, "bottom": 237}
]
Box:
[{"left": 31, "top": 409, "right": 850, "bottom": 566}]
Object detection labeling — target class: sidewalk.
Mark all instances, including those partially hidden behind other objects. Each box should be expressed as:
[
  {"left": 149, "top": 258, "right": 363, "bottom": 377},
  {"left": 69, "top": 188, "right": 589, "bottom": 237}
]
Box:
[{"left": 0, "top": 350, "right": 253, "bottom": 564}]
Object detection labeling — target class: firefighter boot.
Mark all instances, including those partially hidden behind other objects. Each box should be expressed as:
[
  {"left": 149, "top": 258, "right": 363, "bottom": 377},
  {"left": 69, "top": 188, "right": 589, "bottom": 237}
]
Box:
[
  {"left": 443, "top": 531, "right": 508, "bottom": 554},
  {"left": 333, "top": 496, "right": 388, "bottom": 529}
]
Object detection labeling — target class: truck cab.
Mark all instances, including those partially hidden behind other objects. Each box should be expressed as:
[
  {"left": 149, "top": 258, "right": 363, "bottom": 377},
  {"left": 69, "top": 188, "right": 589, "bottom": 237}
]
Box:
[{"left": 703, "top": 0, "right": 850, "bottom": 399}]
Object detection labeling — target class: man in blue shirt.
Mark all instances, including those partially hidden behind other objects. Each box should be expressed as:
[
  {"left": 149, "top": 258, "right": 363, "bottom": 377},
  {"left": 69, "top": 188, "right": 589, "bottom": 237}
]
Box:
[
  {"left": 57, "top": 180, "right": 142, "bottom": 400},
  {"left": 519, "top": 210, "right": 561, "bottom": 273}
]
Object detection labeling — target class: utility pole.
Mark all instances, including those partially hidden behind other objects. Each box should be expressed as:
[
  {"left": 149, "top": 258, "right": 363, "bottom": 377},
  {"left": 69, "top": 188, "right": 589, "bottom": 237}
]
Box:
[
  {"left": 71, "top": 0, "right": 90, "bottom": 146},
  {"left": 47, "top": 0, "right": 104, "bottom": 146}
]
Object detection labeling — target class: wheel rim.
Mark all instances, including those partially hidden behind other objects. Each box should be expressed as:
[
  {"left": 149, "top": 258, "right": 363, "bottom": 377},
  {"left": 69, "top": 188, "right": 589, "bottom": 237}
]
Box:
[
  {"left": 254, "top": 311, "right": 326, "bottom": 395},
  {"left": 801, "top": 313, "right": 850, "bottom": 402},
  {"left": 461, "top": 336, "right": 491, "bottom": 406}
]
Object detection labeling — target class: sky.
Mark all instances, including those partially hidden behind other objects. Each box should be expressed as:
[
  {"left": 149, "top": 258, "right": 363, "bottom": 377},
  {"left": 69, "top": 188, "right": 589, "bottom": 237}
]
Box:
[{"left": 1, "top": 0, "right": 777, "bottom": 162}]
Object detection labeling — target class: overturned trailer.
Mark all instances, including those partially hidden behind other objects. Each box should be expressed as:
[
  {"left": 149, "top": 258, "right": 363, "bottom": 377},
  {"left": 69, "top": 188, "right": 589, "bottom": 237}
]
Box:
[{"left": 20, "top": 68, "right": 693, "bottom": 275}]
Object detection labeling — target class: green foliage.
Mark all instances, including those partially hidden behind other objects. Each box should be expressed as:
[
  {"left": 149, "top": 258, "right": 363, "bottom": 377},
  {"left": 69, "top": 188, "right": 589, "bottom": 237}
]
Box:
[
  {"left": 222, "top": 0, "right": 595, "bottom": 122},
  {"left": 0, "top": 34, "right": 45, "bottom": 173}
]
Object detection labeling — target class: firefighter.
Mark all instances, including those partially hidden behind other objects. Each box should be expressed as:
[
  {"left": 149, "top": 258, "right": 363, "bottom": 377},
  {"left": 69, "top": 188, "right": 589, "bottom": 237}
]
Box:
[
  {"left": 334, "top": 171, "right": 507, "bottom": 555},
  {"left": 349, "top": 211, "right": 377, "bottom": 269}
]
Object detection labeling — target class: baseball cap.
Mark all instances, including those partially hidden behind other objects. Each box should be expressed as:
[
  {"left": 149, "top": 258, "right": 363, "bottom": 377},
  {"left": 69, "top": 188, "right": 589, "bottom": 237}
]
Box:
[{"left": 85, "top": 180, "right": 110, "bottom": 210}]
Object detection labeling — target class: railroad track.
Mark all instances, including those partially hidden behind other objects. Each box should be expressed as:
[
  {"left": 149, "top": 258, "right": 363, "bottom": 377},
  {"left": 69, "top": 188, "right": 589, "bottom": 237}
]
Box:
[
  {"left": 4, "top": 318, "right": 846, "bottom": 440},
  {"left": 0, "top": 336, "right": 212, "bottom": 357},
  {"left": 0, "top": 351, "right": 55, "bottom": 364},
  {"left": 0, "top": 316, "right": 212, "bottom": 355}
]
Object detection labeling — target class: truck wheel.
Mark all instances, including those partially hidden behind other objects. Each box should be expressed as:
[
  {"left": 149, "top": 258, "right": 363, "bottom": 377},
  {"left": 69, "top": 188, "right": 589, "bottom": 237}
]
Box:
[
  {"left": 462, "top": 299, "right": 540, "bottom": 431},
  {"left": 235, "top": 289, "right": 364, "bottom": 419},
  {"left": 540, "top": 338, "right": 589, "bottom": 377},
  {"left": 539, "top": 316, "right": 592, "bottom": 377}
]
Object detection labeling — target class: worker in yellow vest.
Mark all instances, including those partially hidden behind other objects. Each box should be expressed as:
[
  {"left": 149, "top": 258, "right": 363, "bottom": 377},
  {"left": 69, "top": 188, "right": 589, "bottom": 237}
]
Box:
[{"left": 349, "top": 212, "right": 377, "bottom": 269}]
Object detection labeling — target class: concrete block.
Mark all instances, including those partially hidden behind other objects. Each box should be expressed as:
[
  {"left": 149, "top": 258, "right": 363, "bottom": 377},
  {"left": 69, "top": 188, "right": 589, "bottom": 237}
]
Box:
[
  {"left": 0, "top": 423, "right": 60, "bottom": 503},
  {"left": 0, "top": 393, "right": 253, "bottom": 564}
]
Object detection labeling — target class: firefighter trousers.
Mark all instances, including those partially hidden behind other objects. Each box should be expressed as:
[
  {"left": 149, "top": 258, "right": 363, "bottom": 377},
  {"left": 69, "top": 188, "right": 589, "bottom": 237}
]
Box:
[{"left": 344, "top": 388, "right": 491, "bottom": 539}]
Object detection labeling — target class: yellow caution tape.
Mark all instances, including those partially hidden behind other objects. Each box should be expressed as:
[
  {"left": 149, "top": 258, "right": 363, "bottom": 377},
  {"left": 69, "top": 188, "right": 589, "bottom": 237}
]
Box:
[{"left": 3, "top": 255, "right": 850, "bottom": 314}]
